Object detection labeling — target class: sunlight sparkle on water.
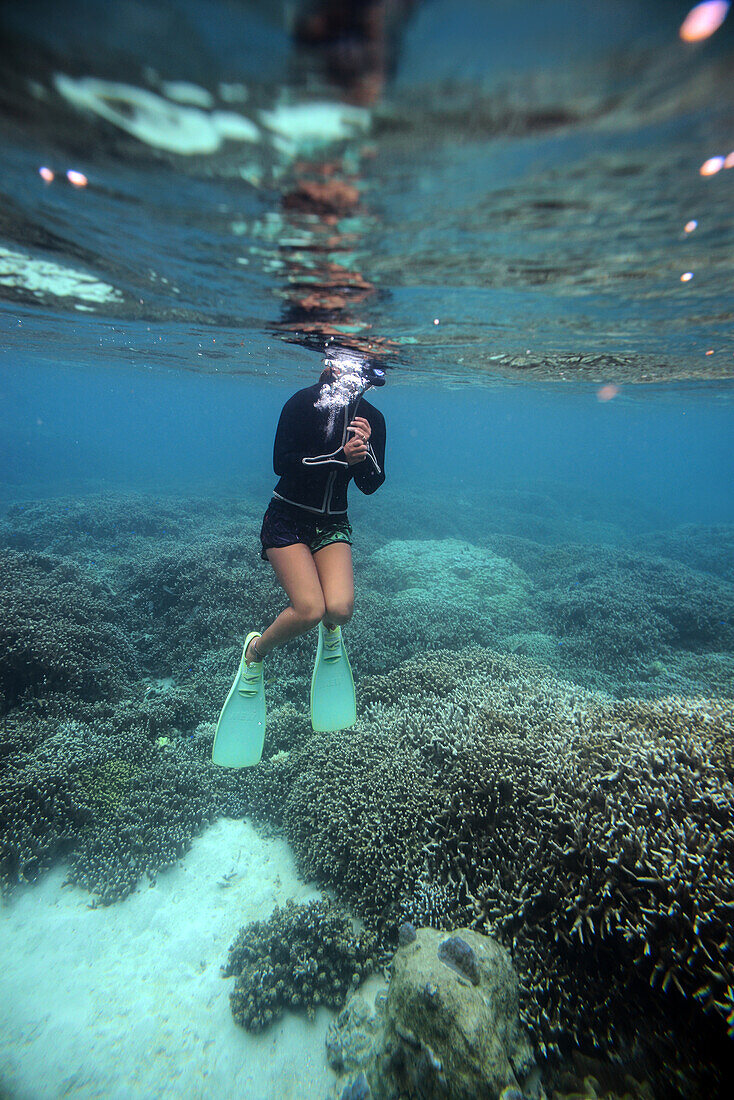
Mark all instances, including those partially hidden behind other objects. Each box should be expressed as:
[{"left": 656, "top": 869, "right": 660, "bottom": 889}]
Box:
[
  {"left": 597, "top": 384, "right": 620, "bottom": 402},
  {"left": 38, "top": 166, "right": 54, "bottom": 182},
  {"left": 700, "top": 156, "right": 725, "bottom": 176},
  {"left": 681, "top": 272, "right": 694, "bottom": 282},
  {"left": 684, "top": 220, "right": 698, "bottom": 233},
  {"left": 66, "top": 170, "right": 88, "bottom": 187},
  {"left": 679, "top": 1, "right": 730, "bottom": 42}
]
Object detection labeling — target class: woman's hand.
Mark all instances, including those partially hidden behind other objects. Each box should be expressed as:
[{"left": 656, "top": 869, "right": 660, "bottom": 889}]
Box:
[{"left": 344, "top": 416, "right": 371, "bottom": 465}]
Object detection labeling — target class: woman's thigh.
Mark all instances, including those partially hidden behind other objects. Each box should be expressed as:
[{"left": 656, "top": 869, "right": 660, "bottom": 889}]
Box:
[
  {"left": 266, "top": 544, "right": 326, "bottom": 618},
  {"left": 312, "top": 542, "right": 354, "bottom": 619}
]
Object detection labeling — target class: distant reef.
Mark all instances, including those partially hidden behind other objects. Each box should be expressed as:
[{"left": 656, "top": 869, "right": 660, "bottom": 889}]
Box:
[{"left": 1, "top": 490, "right": 733, "bottom": 1097}]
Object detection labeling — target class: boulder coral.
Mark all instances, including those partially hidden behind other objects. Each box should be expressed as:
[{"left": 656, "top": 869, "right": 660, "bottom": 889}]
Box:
[
  {"left": 366, "top": 537, "right": 531, "bottom": 623},
  {"left": 383, "top": 927, "right": 528, "bottom": 1100},
  {"left": 328, "top": 927, "right": 535, "bottom": 1100},
  {"left": 350, "top": 537, "right": 537, "bottom": 676}
]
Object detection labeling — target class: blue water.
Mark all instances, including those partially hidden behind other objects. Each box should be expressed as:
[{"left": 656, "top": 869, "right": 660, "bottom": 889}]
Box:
[{"left": 3, "top": 361, "right": 733, "bottom": 529}]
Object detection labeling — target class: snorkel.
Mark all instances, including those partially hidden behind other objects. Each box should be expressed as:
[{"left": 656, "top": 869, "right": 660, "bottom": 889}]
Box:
[{"left": 315, "top": 346, "right": 386, "bottom": 431}]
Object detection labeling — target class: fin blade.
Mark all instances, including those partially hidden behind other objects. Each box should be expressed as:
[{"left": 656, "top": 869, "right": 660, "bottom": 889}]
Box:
[{"left": 310, "top": 626, "right": 356, "bottom": 732}]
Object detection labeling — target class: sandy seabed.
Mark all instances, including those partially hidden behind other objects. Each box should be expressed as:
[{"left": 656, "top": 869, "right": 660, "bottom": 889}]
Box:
[{"left": 0, "top": 818, "right": 338, "bottom": 1100}]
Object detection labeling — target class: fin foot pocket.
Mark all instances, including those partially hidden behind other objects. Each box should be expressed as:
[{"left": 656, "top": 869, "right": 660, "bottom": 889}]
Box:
[{"left": 212, "top": 631, "right": 266, "bottom": 768}]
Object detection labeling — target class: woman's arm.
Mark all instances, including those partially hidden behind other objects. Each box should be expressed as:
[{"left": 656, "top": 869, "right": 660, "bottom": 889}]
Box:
[{"left": 351, "top": 407, "right": 386, "bottom": 494}]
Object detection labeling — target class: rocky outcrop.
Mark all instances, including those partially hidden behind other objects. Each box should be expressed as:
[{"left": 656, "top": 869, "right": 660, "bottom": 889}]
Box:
[{"left": 328, "top": 927, "right": 539, "bottom": 1100}]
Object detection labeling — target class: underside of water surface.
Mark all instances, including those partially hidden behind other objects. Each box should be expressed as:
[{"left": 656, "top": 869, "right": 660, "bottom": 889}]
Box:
[{"left": 0, "top": 0, "right": 732, "bottom": 383}]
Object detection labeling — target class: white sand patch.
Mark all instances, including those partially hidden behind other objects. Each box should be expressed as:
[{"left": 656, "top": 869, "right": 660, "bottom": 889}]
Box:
[
  {"left": 54, "top": 75, "right": 260, "bottom": 154},
  {"left": 0, "top": 246, "right": 123, "bottom": 304},
  {"left": 0, "top": 818, "right": 337, "bottom": 1100},
  {"left": 160, "top": 81, "right": 214, "bottom": 109},
  {"left": 259, "top": 102, "right": 370, "bottom": 153}
]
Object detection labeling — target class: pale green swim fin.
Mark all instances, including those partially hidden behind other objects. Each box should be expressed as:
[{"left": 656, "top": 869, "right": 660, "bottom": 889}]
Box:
[
  {"left": 310, "top": 623, "right": 356, "bottom": 732},
  {"left": 212, "top": 631, "right": 266, "bottom": 768}
]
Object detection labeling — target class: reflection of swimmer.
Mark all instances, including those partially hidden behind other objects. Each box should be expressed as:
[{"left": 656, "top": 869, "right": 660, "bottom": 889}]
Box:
[
  {"left": 274, "top": 156, "right": 398, "bottom": 366},
  {"left": 213, "top": 352, "right": 386, "bottom": 764},
  {"left": 294, "top": 0, "right": 417, "bottom": 105},
  {"left": 265, "top": 3, "right": 410, "bottom": 411}
]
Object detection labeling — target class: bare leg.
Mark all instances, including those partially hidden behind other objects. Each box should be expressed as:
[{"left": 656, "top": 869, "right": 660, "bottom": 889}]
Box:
[
  {"left": 246, "top": 544, "right": 326, "bottom": 662},
  {"left": 313, "top": 542, "right": 354, "bottom": 630}
]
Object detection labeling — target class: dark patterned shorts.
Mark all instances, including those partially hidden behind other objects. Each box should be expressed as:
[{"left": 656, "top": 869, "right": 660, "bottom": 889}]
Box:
[{"left": 259, "top": 498, "right": 352, "bottom": 561}]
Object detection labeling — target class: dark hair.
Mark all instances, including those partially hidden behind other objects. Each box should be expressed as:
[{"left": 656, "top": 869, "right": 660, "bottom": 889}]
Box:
[{"left": 319, "top": 364, "right": 339, "bottom": 384}]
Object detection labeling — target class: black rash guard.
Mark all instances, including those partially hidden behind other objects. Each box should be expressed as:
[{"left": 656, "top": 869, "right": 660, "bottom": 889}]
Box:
[{"left": 272, "top": 383, "right": 386, "bottom": 515}]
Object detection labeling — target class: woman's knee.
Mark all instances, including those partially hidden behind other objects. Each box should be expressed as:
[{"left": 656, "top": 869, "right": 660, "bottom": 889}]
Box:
[
  {"left": 292, "top": 596, "right": 326, "bottom": 628},
  {"left": 324, "top": 599, "right": 354, "bottom": 626}
]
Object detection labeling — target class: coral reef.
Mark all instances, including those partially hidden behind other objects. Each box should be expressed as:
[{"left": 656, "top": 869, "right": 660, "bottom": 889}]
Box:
[
  {"left": 241, "top": 647, "right": 734, "bottom": 1095},
  {"left": 0, "top": 550, "right": 139, "bottom": 707},
  {"left": 0, "top": 494, "right": 191, "bottom": 553},
  {"left": 481, "top": 533, "right": 734, "bottom": 697},
  {"left": 637, "top": 524, "right": 734, "bottom": 585},
  {"left": 350, "top": 538, "right": 535, "bottom": 675},
  {"left": 3, "top": 491, "right": 732, "bottom": 715},
  {"left": 0, "top": 714, "right": 246, "bottom": 903},
  {"left": 0, "top": 495, "right": 309, "bottom": 906},
  {"left": 347, "top": 515, "right": 734, "bottom": 699},
  {"left": 0, "top": 494, "right": 285, "bottom": 709},
  {"left": 222, "top": 899, "right": 376, "bottom": 1031},
  {"left": 538, "top": 548, "right": 734, "bottom": 666},
  {"left": 2, "top": 492, "right": 733, "bottom": 1095}
]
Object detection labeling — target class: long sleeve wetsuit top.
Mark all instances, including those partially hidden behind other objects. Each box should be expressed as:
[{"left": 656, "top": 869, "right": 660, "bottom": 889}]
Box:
[{"left": 272, "top": 383, "right": 386, "bottom": 515}]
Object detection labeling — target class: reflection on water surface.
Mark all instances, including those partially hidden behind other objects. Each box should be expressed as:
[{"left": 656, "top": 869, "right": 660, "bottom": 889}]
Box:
[{"left": 0, "top": 0, "right": 732, "bottom": 383}]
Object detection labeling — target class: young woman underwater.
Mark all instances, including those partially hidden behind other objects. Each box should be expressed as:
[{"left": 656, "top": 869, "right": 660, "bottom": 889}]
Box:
[{"left": 212, "top": 351, "right": 387, "bottom": 767}]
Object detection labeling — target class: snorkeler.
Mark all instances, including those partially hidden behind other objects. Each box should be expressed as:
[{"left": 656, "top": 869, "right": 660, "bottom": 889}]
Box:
[{"left": 212, "top": 350, "right": 387, "bottom": 768}]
